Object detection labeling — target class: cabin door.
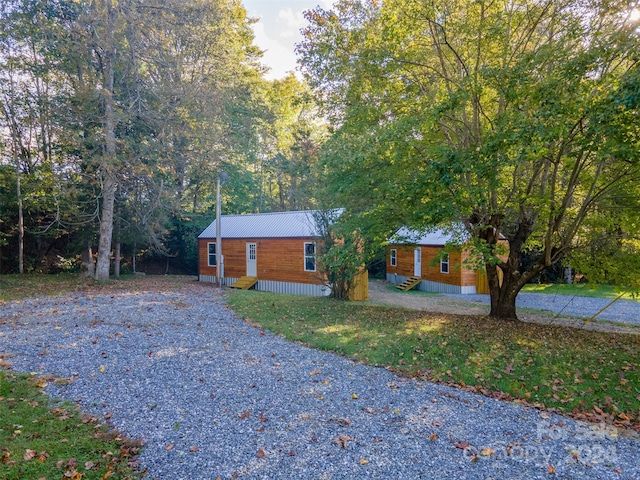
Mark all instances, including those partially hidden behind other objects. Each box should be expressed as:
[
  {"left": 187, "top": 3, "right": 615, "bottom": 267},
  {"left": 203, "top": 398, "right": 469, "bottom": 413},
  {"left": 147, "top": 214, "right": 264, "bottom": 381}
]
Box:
[
  {"left": 246, "top": 242, "right": 257, "bottom": 277},
  {"left": 413, "top": 248, "right": 421, "bottom": 277}
]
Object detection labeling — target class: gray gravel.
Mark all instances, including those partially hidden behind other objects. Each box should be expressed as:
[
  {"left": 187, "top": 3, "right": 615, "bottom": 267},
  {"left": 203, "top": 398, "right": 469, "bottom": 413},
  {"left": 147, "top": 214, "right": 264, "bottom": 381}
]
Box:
[
  {"left": 1, "top": 285, "right": 639, "bottom": 479},
  {"left": 444, "top": 292, "right": 640, "bottom": 326}
]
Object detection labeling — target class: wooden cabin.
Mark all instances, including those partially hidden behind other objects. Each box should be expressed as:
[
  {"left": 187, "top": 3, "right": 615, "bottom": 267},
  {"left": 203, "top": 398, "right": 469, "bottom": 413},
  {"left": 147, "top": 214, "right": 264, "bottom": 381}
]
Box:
[
  {"left": 198, "top": 210, "right": 331, "bottom": 296},
  {"left": 386, "top": 227, "right": 490, "bottom": 294}
]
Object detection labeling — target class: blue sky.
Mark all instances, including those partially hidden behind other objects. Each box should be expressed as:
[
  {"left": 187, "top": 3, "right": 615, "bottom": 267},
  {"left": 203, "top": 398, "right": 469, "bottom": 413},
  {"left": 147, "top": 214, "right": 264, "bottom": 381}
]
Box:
[{"left": 242, "top": 0, "right": 334, "bottom": 79}]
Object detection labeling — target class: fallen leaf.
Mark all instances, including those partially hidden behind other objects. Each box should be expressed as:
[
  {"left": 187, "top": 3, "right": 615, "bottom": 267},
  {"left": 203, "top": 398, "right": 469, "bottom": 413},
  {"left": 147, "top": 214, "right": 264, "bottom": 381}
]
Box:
[
  {"left": 237, "top": 410, "right": 251, "bottom": 419},
  {"left": 429, "top": 433, "right": 437, "bottom": 441},
  {"left": 99, "top": 365, "right": 105, "bottom": 373},
  {"left": 351, "top": 393, "right": 359, "bottom": 400},
  {"left": 548, "top": 465, "right": 556, "bottom": 474},
  {"left": 359, "top": 458, "right": 369, "bottom": 465},
  {"left": 309, "top": 369, "right": 322, "bottom": 376},
  {"left": 85, "top": 460, "right": 96, "bottom": 470},
  {"left": 454, "top": 441, "right": 470, "bottom": 450},
  {"left": 23, "top": 449, "right": 36, "bottom": 461},
  {"left": 257, "top": 448, "right": 265, "bottom": 458},
  {"left": 189, "top": 446, "right": 199, "bottom": 452},
  {"left": 165, "top": 444, "right": 174, "bottom": 451},
  {"left": 333, "top": 435, "right": 354, "bottom": 449},
  {"left": 481, "top": 447, "right": 495, "bottom": 456}
]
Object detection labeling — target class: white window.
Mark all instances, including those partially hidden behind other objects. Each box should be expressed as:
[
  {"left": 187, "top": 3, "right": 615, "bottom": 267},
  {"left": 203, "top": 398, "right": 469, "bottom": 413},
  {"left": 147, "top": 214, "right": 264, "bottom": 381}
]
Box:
[
  {"left": 440, "top": 253, "right": 449, "bottom": 274},
  {"left": 304, "top": 242, "right": 316, "bottom": 272},
  {"left": 390, "top": 248, "right": 397, "bottom": 267},
  {"left": 207, "top": 242, "right": 216, "bottom": 266}
]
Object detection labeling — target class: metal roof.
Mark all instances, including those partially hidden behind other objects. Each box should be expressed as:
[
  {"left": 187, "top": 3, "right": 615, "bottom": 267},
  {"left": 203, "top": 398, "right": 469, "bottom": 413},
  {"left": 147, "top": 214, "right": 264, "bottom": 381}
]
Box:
[
  {"left": 390, "top": 226, "right": 464, "bottom": 246},
  {"left": 198, "top": 210, "right": 336, "bottom": 239}
]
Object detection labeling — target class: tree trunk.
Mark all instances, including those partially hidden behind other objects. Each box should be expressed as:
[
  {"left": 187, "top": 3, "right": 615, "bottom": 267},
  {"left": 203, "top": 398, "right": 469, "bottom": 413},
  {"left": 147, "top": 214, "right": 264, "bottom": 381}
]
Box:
[
  {"left": 15, "top": 161, "right": 24, "bottom": 274},
  {"left": 95, "top": 3, "right": 118, "bottom": 281},
  {"left": 81, "top": 243, "right": 95, "bottom": 278},
  {"left": 488, "top": 278, "right": 519, "bottom": 320},
  {"left": 95, "top": 172, "right": 115, "bottom": 280},
  {"left": 114, "top": 241, "right": 121, "bottom": 278}
]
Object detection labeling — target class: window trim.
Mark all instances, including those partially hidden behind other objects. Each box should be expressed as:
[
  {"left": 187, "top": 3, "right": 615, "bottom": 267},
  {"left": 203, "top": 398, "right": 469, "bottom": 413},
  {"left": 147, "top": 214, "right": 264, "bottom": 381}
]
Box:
[
  {"left": 304, "top": 242, "right": 316, "bottom": 272},
  {"left": 440, "top": 253, "right": 449, "bottom": 274},
  {"left": 390, "top": 248, "right": 397, "bottom": 267},
  {"left": 207, "top": 242, "right": 217, "bottom": 267}
]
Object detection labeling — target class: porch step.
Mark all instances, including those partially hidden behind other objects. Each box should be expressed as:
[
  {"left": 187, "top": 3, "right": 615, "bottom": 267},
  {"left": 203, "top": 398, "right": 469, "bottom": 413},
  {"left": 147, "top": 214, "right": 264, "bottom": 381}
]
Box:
[
  {"left": 396, "top": 276, "right": 421, "bottom": 291},
  {"left": 230, "top": 276, "right": 258, "bottom": 290}
]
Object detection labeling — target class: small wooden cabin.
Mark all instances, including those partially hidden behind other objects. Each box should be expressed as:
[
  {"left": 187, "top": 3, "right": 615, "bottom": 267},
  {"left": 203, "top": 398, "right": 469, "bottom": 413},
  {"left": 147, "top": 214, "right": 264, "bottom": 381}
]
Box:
[
  {"left": 198, "top": 210, "right": 330, "bottom": 296},
  {"left": 386, "top": 227, "right": 489, "bottom": 294}
]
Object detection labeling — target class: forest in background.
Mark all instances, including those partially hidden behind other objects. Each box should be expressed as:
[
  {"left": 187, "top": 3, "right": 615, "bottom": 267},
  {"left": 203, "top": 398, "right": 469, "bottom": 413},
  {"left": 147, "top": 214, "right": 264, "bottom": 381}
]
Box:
[
  {"left": 1, "top": 1, "right": 639, "bottom": 318},
  {"left": 0, "top": 0, "right": 327, "bottom": 276}
]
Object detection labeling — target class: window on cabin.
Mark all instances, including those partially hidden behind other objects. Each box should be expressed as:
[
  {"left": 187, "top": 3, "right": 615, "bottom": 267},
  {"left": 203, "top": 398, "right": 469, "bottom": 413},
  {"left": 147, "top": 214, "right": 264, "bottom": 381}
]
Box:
[
  {"left": 440, "top": 253, "right": 449, "bottom": 274},
  {"left": 304, "top": 242, "right": 316, "bottom": 272},
  {"left": 208, "top": 242, "right": 216, "bottom": 266},
  {"left": 390, "top": 249, "right": 397, "bottom": 267}
]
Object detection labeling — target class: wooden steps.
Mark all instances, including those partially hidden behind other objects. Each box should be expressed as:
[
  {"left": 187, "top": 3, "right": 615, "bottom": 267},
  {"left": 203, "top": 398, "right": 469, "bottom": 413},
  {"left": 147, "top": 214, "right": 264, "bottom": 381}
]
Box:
[
  {"left": 230, "top": 276, "right": 258, "bottom": 290},
  {"left": 395, "top": 276, "right": 421, "bottom": 291}
]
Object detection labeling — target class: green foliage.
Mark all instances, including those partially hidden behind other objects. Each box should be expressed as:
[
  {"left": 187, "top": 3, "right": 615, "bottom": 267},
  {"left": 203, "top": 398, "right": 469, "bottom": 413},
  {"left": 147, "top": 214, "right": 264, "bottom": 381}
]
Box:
[
  {"left": 312, "top": 209, "right": 366, "bottom": 299},
  {"left": 299, "top": 0, "right": 640, "bottom": 318}
]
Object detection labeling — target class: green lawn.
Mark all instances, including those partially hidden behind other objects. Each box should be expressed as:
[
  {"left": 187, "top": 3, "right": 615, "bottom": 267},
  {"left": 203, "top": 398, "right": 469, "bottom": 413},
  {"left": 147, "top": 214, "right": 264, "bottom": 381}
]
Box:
[
  {"left": 227, "top": 289, "right": 640, "bottom": 431},
  {"left": 521, "top": 283, "right": 639, "bottom": 301},
  {"left": 0, "top": 370, "right": 142, "bottom": 480}
]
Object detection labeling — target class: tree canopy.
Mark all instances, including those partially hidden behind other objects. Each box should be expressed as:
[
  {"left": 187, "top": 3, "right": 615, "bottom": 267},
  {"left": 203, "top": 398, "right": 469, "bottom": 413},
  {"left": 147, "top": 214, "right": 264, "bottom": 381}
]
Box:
[
  {"left": 0, "top": 0, "right": 326, "bottom": 276},
  {"left": 298, "top": 0, "right": 640, "bottom": 318}
]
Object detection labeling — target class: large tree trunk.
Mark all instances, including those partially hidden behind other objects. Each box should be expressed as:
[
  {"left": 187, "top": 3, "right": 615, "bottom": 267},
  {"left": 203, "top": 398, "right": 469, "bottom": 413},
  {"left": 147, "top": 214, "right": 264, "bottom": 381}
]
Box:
[
  {"left": 95, "top": 173, "right": 115, "bottom": 280},
  {"left": 94, "top": 2, "right": 118, "bottom": 281},
  {"left": 487, "top": 265, "right": 519, "bottom": 320}
]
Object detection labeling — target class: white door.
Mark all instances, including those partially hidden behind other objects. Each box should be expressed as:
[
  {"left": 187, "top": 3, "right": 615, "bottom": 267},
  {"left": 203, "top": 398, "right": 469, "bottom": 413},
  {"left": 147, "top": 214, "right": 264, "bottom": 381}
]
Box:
[
  {"left": 414, "top": 248, "right": 421, "bottom": 277},
  {"left": 246, "top": 242, "right": 257, "bottom": 277}
]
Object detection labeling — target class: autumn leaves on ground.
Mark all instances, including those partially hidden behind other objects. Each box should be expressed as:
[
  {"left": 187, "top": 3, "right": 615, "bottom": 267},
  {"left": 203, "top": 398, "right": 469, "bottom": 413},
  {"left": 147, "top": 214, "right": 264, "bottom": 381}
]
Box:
[
  {"left": 226, "top": 289, "right": 640, "bottom": 434},
  {"left": 1, "top": 275, "right": 639, "bottom": 480}
]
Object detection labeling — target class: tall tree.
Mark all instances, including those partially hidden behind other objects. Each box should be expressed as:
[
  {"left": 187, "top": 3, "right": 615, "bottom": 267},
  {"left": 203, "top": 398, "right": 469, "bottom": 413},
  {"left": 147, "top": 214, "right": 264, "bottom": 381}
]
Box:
[{"left": 299, "top": 0, "right": 640, "bottom": 318}]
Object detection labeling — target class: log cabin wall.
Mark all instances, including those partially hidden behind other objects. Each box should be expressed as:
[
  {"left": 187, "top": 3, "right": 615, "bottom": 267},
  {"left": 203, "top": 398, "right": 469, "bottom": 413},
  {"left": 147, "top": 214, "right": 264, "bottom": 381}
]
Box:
[
  {"left": 386, "top": 245, "right": 476, "bottom": 288},
  {"left": 199, "top": 237, "right": 324, "bottom": 285}
]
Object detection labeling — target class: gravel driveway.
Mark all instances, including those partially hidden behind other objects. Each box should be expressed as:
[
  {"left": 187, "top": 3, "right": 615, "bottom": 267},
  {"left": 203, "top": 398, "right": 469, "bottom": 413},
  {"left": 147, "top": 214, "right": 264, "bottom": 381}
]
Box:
[{"left": 1, "top": 283, "right": 639, "bottom": 479}]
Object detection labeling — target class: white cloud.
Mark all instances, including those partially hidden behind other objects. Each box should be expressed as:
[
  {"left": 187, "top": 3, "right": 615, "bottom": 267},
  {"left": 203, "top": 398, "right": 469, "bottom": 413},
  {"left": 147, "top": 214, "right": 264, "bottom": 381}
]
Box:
[
  {"left": 243, "top": 0, "right": 338, "bottom": 80},
  {"left": 278, "top": 7, "right": 306, "bottom": 38}
]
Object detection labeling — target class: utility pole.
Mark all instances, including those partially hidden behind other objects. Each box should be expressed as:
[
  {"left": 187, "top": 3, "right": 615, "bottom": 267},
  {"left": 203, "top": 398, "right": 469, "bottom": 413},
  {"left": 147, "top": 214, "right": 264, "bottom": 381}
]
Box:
[{"left": 215, "top": 171, "right": 228, "bottom": 286}]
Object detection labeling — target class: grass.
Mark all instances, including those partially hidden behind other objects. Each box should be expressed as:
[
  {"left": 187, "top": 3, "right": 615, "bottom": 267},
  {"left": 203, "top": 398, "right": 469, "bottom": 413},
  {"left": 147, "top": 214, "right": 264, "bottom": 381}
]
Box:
[
  {"left": 522, "top": 283, "right": 639, "bottom": 302},
  {"left": 227, "top": 290, "right": 640, "bottom": 431},
  {"left": 0, "top": 370, "right": 142, "bottom": 480},
  {"left": 0, "top": 273, "right": 196, "bottom": 301}
]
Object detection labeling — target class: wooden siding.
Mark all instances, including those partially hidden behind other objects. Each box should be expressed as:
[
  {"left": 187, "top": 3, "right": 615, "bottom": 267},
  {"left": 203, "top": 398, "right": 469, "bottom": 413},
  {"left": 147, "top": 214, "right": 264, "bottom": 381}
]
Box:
[
  {"left": 386, "top": 245, "right": 476, "bottom": 287},
  {"left": 199, "top": 238, "right": 324, "bottom": 285}
]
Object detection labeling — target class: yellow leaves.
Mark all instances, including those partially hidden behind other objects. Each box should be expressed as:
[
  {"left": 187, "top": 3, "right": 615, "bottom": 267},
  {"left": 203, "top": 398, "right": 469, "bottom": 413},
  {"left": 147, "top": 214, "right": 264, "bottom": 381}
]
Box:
[
  {"left": 359, "top": 457, "right": 369, "bottom": 465},
  {"left": 99, "top": 365, "right": 106, "bottom": 373},
  {"left": 351, "top": 393, "right": 359, "bottom": 399},
  {"left": 481, "top": 447, "right": 495, "bottom": 456}
]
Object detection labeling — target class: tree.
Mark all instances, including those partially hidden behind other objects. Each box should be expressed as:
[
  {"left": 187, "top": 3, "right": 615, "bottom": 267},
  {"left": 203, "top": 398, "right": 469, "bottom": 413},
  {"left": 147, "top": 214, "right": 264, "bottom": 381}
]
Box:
[
  {"left": 299, "top": 0, "right": 640, "bottom": 319},
  {"left": 312, "top": 209, "right": 365, "bottom": 299}
]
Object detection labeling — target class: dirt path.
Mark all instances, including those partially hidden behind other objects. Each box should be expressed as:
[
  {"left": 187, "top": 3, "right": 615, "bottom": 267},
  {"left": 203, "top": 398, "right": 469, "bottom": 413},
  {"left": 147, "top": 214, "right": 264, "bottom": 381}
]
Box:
[{"left": 366, "top": 279, "right": 640, "bottom": 335}]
